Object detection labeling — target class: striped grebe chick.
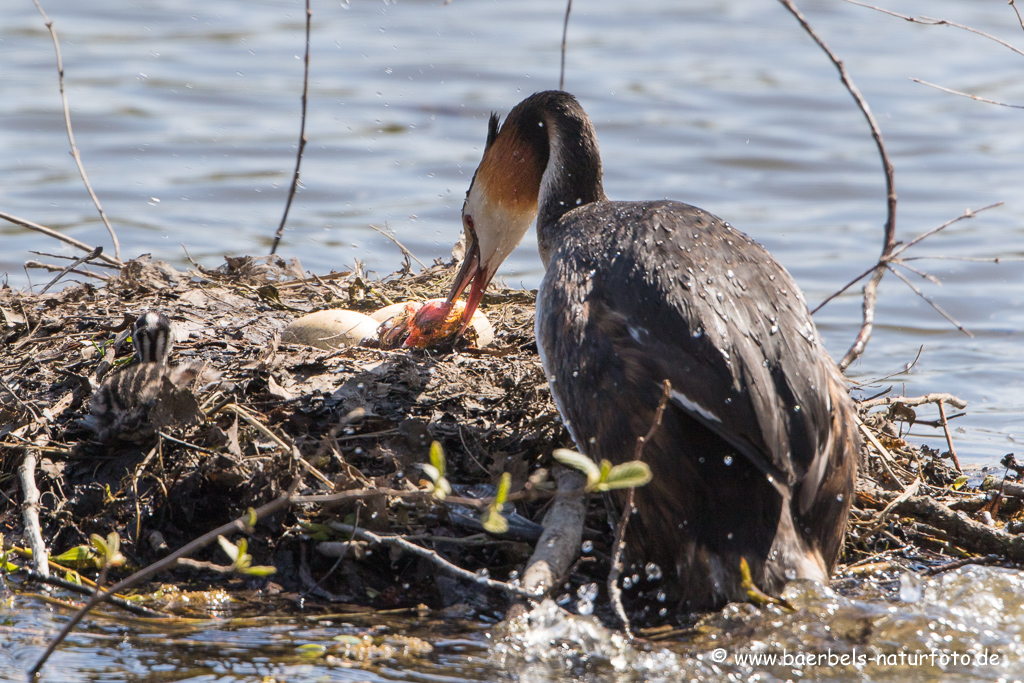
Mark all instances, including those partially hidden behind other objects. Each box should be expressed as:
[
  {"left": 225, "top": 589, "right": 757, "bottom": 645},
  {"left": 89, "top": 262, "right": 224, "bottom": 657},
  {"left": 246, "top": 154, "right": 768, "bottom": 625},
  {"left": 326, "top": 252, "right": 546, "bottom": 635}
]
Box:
[
  {"left": 445, "top": 91, "right": 859, "bottom": 612},
  {"left": 85, "top": 311, "right": 201, "bottom": 443}
]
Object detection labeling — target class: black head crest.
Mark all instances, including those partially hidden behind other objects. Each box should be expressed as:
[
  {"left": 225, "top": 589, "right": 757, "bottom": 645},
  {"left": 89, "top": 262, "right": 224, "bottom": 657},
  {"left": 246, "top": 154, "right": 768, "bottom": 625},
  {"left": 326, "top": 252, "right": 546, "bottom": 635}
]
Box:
[{"left": 486, "top": 112, "right": 500, "bottom": 149}]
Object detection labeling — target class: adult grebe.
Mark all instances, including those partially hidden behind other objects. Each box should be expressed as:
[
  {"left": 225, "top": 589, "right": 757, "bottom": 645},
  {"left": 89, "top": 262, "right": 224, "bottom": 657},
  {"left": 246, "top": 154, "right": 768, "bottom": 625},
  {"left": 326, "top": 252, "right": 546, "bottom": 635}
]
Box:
[
  {"left": 86, "top": 311, "right": 202, "bottom": 443},
  {"left": 446, "top": 90, "right": 859, "bottom": 611}
]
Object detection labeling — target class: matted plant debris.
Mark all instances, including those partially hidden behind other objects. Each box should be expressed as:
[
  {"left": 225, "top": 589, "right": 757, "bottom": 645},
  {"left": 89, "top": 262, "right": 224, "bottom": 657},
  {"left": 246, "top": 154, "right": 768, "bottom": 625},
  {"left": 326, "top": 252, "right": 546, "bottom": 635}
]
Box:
[{"left": 1, "top": 255, "right": 1021, "bottom": 624}]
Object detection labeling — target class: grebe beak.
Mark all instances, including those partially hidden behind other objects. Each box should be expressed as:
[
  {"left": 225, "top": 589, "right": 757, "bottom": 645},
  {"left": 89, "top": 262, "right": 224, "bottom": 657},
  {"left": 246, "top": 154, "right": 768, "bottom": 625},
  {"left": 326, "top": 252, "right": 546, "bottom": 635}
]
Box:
[{"left": 446, "top": 221, "right": 491, "bottom": 336}]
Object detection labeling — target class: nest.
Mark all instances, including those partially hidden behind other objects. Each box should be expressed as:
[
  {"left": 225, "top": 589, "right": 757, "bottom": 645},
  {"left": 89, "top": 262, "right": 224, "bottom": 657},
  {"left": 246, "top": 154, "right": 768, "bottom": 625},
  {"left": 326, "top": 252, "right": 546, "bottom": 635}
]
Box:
[{"left": 1, "top": 254, "right": 1021, "bottom": 624}]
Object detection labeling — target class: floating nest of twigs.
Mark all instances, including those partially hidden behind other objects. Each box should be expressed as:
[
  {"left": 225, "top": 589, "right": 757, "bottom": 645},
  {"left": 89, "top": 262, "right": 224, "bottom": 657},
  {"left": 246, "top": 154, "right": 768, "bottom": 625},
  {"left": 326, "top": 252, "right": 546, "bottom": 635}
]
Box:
[{"left": 1, "top": 254, "right": 1021, "bottom": 624}]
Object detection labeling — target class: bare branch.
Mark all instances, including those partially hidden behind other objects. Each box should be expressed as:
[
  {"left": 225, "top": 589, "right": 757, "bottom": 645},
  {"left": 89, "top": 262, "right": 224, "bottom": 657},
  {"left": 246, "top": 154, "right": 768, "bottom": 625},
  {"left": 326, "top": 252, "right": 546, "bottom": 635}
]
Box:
[
  {"left": 887, "top": 265, "right": 972, "bottom": 337},
  {"left": 520, "top": 467, "right": 588, "bottom": 598},
  {"left": 901, "top": 255, "right": 1024, "bottom": 263},
  {"left": 609, "top": 379, "right": 671, "bottom": 637},
  {"left": 841, "top": 0, "right": 1024, "bottom": 58},
  {"left": 912, "top": 79, "right": 1024, "bottom": 110},
  {"left": 19, "top": 568, "right": 170, "bottom": 619},
  {"left": 270, "top": 0, "right": 312, "bottom": 255},
  {"left": 28, "top": 250, "right": 122, "bottom": 269},
  {"left": 0, "top": 210, "right": 122, "bottom": 268},
  {"left": 810, "top": 263, "right": 875, "bottom": 314},
  {"left": 891, "top": 259, "right": 940, "bottom": 286},
  {"left": 859, "top": 392, "right": 968, "bottom": 410},
  {"left": 936, "top": 400, "right": 962, "bottom": 472},
  {"left": 777, "top": 0, "right": 897, "bottom": 370},
  {"left": 32, "top": 0, "right": 121, "bottom": 261},
  {"left": 38, "top": 246, "right": 104, "bottom": 293},
  {"left": 1011, "top": 0, "right": 1024, "bottom": 33},
  {"left": 839, "top": 266, "right": 884, "bottom": 370},
  {"left": 25, "top": 260, "right": 111, "bottom": 282}
]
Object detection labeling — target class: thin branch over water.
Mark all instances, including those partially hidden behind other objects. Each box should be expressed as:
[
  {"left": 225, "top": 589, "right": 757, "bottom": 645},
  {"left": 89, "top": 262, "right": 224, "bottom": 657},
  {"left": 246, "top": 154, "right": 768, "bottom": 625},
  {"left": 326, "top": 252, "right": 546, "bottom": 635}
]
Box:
[
  {"left": 912, "top": 79, "right": 1024, "bottom": 110},
  {"left": 271, "top": 0, "right": 312, "bottom": 256},
  {"left": 32, "top": 0, "right": 122, "bottom": 262},
  {"left": 841, "top": 0, "right": 1024, "bottom": 58},
  {"left": 776, "top": 0, "right": 896, "bottom": 370}
]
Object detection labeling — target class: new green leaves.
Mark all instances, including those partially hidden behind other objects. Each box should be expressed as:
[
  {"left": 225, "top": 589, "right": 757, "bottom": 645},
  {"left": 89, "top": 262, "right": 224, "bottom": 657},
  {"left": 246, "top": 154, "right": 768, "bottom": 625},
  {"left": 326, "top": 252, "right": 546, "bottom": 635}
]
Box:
[
  {"left": 421, "top": 440, "right": 452, "bottom": 500},
  {"left": 552, "top": 448, "right": 652, "bottom": 493}
]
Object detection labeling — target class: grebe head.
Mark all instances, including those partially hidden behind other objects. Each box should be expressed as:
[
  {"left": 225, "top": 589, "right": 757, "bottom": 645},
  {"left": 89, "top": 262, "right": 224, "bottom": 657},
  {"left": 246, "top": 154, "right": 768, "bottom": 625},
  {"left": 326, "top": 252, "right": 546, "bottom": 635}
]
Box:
[
  {"left": 447, "top": 90, "right": 605, "bottom": 332},
  {"left": 133, "top": 310, "right": 173, "bottom": 365}
]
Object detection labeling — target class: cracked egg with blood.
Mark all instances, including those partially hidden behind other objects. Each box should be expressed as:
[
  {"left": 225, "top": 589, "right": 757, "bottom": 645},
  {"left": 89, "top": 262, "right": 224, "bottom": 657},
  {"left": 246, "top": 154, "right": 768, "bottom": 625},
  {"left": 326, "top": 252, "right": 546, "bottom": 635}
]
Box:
[{"left": 372, "top": 298, "right": 493, "bottom": 350}]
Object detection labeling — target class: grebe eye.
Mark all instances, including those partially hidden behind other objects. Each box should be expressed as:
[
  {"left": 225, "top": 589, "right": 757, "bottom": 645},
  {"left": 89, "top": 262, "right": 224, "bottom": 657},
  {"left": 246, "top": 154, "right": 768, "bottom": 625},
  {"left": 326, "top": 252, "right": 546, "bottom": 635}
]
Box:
[{"left": 464, "top": 214, "right": 475, "bottom": 231}]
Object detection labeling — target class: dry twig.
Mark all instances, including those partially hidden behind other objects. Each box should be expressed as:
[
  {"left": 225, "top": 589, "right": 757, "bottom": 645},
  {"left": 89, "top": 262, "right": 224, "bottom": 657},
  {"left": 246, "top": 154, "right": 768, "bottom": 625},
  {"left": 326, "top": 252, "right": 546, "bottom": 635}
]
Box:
[
  {"left": 859, "top": 392, "right": 967, "bottom": 410},
  {"left": 776, "top": 0, "right": 897, "bottom": 370},
  {"left": 19, "top": 568, "right": 170, "bottom": 619},
  {"left": 935, "top": 400, "right": 962, "bottom": 472},
  {"left": 38, "top": 246, "right": 105, "bottom": 294},
  {"left": 270, "top": 0, "right": 312, "bottom": 255},
  {"left": 32, "top": 0, "right": 121, "bottom": 261},
  {"left": 19, "top": 444, "right": 49, "bottom": 578},
  {"left": 608, "top": 379, "right": 671, "bottom": 637},
  {"left": 840, "top": 0, "right": 1024, "bottom": 58},
  {"left": 0, "top": 210, "right": 122, "bottom": 268},
  {"left": 912, "top": 79, "right": 1024, "bottom": 110},
  {"left": 886, "top": 266, "right": 971, "bottom": 338},
  {"left": 26, "top": 260, "right": 111, "bottom": 283},
  {"left": 1012, "top": 0, "right": 1024, "bottom": 33}
]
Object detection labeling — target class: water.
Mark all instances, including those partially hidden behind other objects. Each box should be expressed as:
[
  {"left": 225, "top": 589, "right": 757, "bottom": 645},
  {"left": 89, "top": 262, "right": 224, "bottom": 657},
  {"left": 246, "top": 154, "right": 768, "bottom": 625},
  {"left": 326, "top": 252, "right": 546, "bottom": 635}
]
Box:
[
  {"left": 5, "top": 566, "right": 1024, "bottom": 682},
  {"left": 3, "top": 2, "right": 1024, "bottom": 680}
]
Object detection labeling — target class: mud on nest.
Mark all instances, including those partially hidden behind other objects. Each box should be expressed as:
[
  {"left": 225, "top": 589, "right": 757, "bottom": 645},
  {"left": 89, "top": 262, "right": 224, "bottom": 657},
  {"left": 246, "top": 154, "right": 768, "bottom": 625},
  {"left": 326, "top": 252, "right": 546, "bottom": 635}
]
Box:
[{"left": 1, "top": 254, "right": 1020, "bottom": 623}]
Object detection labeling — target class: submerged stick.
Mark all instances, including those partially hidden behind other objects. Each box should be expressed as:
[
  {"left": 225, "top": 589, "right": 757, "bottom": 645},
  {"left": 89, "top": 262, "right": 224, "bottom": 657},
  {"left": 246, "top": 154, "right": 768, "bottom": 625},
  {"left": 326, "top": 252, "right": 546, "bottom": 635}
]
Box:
[
  {"left": 19, "top": 569, "right": 170, "bottom": 619},
  {"left": 270, "top": 0, "right": 312, "bottom": 255},
  {"left": 328, "top": 521, "right": 541, "bottom": 599},
  {"left": 32, "top": 0, "right": 121, "bottom": 261}
]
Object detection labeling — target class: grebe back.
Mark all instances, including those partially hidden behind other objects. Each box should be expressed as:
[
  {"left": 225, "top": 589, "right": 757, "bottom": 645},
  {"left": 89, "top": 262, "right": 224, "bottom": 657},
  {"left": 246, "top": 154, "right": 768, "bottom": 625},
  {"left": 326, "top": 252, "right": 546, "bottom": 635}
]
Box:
[{"left": 446, "top": 90, "right": 859, "bottom": 611}]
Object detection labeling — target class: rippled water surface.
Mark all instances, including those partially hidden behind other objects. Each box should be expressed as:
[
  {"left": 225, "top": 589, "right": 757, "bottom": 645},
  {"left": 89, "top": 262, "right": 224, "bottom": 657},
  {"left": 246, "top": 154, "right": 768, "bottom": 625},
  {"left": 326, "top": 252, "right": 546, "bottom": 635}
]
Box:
[
  {"left": 4, "top": 566, "right": 1024, "bottom": 682},
  {"left": 3, "top": 1, "right": 1024, "bottom": 680}
]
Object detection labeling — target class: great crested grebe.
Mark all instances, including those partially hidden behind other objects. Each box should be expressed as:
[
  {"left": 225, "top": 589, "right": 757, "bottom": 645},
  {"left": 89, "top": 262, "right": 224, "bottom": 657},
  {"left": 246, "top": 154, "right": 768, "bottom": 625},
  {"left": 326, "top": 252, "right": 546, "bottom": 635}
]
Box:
[
  {"left": 85, "top": 311, "right": 202, "bottom": 443},
  {"left": 445, "top": 90, "right": 859, "bottom": 611}
]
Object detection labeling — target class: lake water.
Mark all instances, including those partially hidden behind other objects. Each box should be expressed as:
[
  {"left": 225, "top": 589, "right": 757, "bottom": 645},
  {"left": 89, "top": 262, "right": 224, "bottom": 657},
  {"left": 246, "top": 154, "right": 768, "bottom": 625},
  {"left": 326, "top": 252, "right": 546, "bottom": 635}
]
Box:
[
  {"left": 3, "top": 1, "right": 1024, "bottom": 680},
  {"left": 5, "top": 565, "right": 1024, "bottom": 682}
]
